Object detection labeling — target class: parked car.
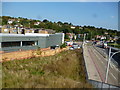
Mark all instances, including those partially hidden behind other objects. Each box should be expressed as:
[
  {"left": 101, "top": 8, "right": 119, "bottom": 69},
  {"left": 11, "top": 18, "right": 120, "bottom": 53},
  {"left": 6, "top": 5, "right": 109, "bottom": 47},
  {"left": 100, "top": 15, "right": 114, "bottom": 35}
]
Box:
[
  {"left": 103, "top": 42, "right": 108, "bottom": 48},
  {"left": 50, "top": 45, "right": 59, "bottom": 49},
  {"left": 86, "top": 40, "right": 89, "bottom": 43},
  {"left": 69, "top": 43, "right": 81, "bottom": 50},
  {"left": 69, "top": 47, "right": 74, "bottom": 50},
  {"left": 65, "top": 41, "right": 73, "bottom": 46}
]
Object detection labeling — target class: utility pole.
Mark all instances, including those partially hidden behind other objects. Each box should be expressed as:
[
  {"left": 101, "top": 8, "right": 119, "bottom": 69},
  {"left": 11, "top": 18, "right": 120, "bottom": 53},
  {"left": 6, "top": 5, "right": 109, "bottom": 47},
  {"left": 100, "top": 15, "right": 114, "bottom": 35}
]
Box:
[
  {"left": 105, "top": 47, "right": 111, "bottom": 83},
  {"left": 114, "top": 32, "right": 117, "bottom": 48},
  {"left": 83, "top": 33, "right": 86, "bottom": 46},
  {"left": 105, "top": 47, "right": 120, "bottom": 83}
]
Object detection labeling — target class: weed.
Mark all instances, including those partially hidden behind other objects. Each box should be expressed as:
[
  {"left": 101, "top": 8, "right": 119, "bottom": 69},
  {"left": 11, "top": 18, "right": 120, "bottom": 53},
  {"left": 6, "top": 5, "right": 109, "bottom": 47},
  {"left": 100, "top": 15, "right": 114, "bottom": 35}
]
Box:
[{"left": 2, "top": 49, "right": 93, "bottom": 88}]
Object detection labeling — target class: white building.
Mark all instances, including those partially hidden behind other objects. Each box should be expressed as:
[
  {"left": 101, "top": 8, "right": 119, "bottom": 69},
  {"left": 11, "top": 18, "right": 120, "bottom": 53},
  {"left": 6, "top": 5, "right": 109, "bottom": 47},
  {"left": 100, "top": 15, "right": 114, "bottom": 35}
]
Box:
[
  {"left": 8, "top": 20, "right": 13, "bottom": 24},
  {"left": 71, "top": 26, "right": 75, "bottom": 29},
  {"left": 34, "top": 22, "right": 40, "bottom": 25}
]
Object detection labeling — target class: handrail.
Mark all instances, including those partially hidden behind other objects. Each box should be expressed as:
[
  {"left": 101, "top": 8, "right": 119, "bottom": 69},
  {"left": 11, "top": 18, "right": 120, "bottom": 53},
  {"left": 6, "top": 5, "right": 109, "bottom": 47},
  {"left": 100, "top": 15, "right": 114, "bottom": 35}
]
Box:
[{"left": 110, "top": 51, "right": 120, "bottom": 59}]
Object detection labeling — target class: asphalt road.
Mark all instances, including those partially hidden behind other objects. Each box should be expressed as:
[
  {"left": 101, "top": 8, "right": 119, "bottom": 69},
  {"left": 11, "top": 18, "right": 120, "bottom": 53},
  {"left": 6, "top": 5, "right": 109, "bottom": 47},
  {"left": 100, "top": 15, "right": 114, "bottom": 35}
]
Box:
[
  {"left": 86, "top": 44, "right": 120, "bottom": 86},
  {"left": 74, "top": 43, "right": 120, "bottom": 86},
  {"left": 95, "top": 45, "right": 120, "bottom": 67},
  {"left": 74, "top": 41, "right": 120, "bottom": 86}
]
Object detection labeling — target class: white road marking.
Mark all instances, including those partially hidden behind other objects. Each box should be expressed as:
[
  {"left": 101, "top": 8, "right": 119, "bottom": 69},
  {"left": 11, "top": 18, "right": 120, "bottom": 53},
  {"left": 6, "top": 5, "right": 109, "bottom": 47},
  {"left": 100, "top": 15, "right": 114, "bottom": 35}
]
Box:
[
  {"left": 93, "top": 47, "right": 107, "bottom": 59},
  {"left": 112, "top": 64, "right": 117, "bottom": 70},
  {"left": 116, "top": 68, "right": 120, "bottom": 72},
  {"left": 93, "top": 46, "right": 120, "bottom": 73},
  {"left": 101, "top": 61, "right": 104, "bottom": 64},
  {"left": 111, "top": 73, "right": 117, "bottom": 80},
  {"left": 89, "top": 45, "right": 119, "bottom": 84},
  {"left": 110, "top": 63, "right": 120, "bottom": 72},
  {"left": 94, "top": 47, "right": 107, "bottom": 58},
  {"left": 93, "top": 49, "right": 105, "bottom": 65},
  {"left": 110, "top": 64, "right": 114, "bottom": 69}
]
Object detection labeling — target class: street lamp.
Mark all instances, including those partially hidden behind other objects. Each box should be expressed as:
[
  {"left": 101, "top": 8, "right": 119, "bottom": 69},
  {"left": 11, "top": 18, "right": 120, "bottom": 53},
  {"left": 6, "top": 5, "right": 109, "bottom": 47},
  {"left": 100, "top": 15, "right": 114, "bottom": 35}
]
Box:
[
  {"left": 83, "top": 33, "right": 86, "bottom": 46},
  {"left": 104, "top": 47, "right": 120, "bottom": 83}
]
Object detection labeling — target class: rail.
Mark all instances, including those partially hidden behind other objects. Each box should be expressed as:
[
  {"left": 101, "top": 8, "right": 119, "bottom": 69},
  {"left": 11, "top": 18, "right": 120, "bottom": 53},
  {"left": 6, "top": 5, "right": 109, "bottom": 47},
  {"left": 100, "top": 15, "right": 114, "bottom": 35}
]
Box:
[{"left": 93, "top": 45, "right": 119, "bottom": 68}]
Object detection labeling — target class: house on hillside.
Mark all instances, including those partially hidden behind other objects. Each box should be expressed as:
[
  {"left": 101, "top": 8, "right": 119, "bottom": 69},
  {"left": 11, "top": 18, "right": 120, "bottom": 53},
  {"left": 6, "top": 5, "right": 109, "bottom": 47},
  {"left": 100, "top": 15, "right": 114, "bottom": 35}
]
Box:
[
  {"left": 8, "top": 19, "right": 15, "bottom": 24},
  {"left": 34, "top": 29, "right": 48, "bottom": 34},
  {"left": 96, "top": 35, "right": 106, "bottom": 40},
  {"left": 71, "top": 26, "right": 75, "bottom": 29},
  {"left": 0, "top": 25, "right": 12, "bottom": 33},
  {"left": 34, "top": 22, "right": 41, "bottom": 25},
  {"left": 45, "top": 29, "right": 55, "bottom": 34},
  {"left": 66, "top": 33, "right": 75, "bottom": 40}
]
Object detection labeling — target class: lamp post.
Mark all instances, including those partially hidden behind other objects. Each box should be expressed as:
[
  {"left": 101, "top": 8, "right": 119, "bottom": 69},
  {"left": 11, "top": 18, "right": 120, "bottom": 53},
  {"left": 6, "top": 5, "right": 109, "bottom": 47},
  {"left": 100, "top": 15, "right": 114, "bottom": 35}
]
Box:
[
  {"left": 104, "top": 47, "right": 120, "bottom": 83},
  {"left": 83, "top": 33, "right": 86, "bottom": 46}
]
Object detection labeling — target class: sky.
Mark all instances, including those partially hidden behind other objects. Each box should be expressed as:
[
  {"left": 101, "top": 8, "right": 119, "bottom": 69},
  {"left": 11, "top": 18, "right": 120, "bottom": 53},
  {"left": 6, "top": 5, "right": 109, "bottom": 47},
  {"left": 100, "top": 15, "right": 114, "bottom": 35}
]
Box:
[
  {"left": 1, "top": 0, "right": 120, "bottom": 2},
  {"left": 2, "top": 2, "right": 119, "bottom": 30}
]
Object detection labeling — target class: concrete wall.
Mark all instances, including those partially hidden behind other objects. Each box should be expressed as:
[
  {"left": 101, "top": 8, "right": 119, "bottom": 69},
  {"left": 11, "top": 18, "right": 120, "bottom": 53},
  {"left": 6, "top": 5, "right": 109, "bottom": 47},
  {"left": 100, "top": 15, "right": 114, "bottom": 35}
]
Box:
[
  {"left": 0, "top": 33, "right": 64, "bottom": 52},
  {"left": 46, "top": 33, "right": 63, "bottom": 47}
]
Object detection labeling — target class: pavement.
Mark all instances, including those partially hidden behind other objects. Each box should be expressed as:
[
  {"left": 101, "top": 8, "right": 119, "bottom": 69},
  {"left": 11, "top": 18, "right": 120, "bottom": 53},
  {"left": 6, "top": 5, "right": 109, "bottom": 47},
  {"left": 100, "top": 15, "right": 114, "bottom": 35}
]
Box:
[
  {"left": 83, "top": 43, "right": 120, "bottom": 87},
  {"left": 83, "top": 44, "right": 101, "bottom": 82}
]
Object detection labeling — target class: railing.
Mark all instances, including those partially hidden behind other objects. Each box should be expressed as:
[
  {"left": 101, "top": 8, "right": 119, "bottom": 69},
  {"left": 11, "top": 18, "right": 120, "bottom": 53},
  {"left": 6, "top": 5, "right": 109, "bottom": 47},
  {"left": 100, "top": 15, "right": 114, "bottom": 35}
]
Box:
[
  {"left": 93, "top": 45, "right": 119, "bottom": 69},
  {"left": 108, "top": 46, "right": 120, "bottom": 51},
  {"left": 88, "top": 79, "right": 120, "bottom": 89}
]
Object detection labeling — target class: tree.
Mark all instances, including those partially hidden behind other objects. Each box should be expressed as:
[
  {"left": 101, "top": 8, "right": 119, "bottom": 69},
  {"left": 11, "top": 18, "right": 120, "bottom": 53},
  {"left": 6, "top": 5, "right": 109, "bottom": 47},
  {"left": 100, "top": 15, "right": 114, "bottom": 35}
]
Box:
[
  {"left": 39, "top": 22, "right": 45, "bottom": 28},
  {"left": 1, "top": 16, "right": 120, "bottom": 38},
  {"left": 43, "top": 19, "right": 49, "bottom": 23},
  {"left": 57, "top": 21, "right": 63, "bottom": 25},
  {"left": 65, "top": 34, "right": 69, "bottom": 39},
  {"left": 2, "top": 16, "right": 11, "bottom": 25},
  {"left": 11, "top": 21, "right": 17, "bottom": 26},
  {"left": 117, "top": 38, "right": 120, "bottom": 44}
]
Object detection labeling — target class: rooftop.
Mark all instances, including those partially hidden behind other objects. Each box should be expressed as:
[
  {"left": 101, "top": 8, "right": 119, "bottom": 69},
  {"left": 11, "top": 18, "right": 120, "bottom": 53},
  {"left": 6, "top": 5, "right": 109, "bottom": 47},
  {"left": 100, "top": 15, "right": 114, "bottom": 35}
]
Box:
[{"left": 0, "top": 33, "right": 63, "bottom": 37}]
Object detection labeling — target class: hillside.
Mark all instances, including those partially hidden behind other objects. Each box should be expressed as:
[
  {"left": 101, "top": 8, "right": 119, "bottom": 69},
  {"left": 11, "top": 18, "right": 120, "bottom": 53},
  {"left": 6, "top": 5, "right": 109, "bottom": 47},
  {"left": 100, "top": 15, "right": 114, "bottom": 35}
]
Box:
[
  {"left": 1, "top": 16, "right": 120, "bottom": 40},
  {"left": 2, "top": 49, "right": 92, "bottom": 88}
]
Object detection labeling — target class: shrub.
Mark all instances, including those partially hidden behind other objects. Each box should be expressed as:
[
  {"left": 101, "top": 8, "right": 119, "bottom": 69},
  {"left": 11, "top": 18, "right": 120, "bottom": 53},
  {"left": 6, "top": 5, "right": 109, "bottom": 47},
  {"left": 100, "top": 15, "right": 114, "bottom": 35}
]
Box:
[
  {"left": 37, "top": 46, "right": 41, "bottom": 50},
  {"left": 60, "top": 43, "right": 66, "bottom": 49},
  {"left": 2, "top": 49, "right": 93, "bottom": 88}
]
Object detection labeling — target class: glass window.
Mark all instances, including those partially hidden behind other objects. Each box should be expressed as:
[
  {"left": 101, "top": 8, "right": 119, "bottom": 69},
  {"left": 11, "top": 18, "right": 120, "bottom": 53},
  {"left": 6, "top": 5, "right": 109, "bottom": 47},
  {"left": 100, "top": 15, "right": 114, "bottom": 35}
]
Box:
[
  {"left": 22, "top": 41, "right": 37, "bottom": 46},
  {"left": 1, "top": 41, "right": 21, "bottom": 47}
]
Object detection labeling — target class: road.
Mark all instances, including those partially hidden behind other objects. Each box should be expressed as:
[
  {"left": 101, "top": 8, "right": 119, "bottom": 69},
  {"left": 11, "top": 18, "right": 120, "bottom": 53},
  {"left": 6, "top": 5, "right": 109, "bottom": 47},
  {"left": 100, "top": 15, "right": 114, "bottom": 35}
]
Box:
[
  {"left": 95, "top": 45, "right": 120, "bottom": 67},
  {"left": 83, "top": 42, "right": 120, "bottom": 87}
]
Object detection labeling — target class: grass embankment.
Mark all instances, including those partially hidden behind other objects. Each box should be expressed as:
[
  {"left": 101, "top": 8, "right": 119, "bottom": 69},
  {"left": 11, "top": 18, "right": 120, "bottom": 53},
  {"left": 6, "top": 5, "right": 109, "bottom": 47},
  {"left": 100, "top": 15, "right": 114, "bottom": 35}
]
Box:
[{"left": 2, "top": 49, "right": 92, "bottom": 88}]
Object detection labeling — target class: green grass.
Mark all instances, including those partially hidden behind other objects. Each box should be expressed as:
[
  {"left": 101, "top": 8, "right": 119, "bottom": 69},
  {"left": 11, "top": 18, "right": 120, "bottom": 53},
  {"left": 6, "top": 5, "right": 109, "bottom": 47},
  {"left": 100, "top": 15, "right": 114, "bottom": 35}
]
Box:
[{"left": 2, "top": 49, "right": 92, "bottom": 88}]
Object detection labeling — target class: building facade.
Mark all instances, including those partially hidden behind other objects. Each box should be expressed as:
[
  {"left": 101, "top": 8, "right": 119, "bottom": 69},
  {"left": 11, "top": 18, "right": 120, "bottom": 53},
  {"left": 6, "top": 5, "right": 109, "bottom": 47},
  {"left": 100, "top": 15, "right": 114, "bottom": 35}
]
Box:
[{"left": 0, "top": 33, "right": 64, "bottom": 52}]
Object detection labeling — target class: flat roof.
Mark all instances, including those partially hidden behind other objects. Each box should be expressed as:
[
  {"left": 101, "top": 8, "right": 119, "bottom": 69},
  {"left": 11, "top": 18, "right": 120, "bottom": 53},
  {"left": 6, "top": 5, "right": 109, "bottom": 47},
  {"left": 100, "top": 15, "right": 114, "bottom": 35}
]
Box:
[{"left": 0, "top": 33, "right": 50, "bottom": 37}]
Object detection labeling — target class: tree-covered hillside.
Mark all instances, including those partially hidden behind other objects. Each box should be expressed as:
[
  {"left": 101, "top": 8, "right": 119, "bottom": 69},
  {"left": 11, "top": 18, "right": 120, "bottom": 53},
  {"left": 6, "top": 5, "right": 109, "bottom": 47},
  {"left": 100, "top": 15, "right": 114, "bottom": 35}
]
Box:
[{"left": 1, "top": 16, "right": 120, "bottom": 40}]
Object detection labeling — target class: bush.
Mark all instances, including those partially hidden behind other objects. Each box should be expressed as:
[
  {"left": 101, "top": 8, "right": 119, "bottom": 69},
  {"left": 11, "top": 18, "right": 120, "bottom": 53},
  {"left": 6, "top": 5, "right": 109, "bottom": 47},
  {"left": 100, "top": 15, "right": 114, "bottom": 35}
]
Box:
[
  {"left": 60, "top": 43, "right": 66, "bottom": 49},
  {"left": 37, "top": 46, "right": 41, "bottom": 50},
  {"left": 2, "top": 49, "right": 93, "bottom": 88}
]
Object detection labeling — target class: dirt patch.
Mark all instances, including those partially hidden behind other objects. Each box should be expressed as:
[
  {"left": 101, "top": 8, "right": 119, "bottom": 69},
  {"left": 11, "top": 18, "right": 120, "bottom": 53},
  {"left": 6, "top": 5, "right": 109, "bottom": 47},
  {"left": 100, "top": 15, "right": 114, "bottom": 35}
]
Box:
[{"left": 1, "top": 47, "right": 69, "bottom": 62}]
